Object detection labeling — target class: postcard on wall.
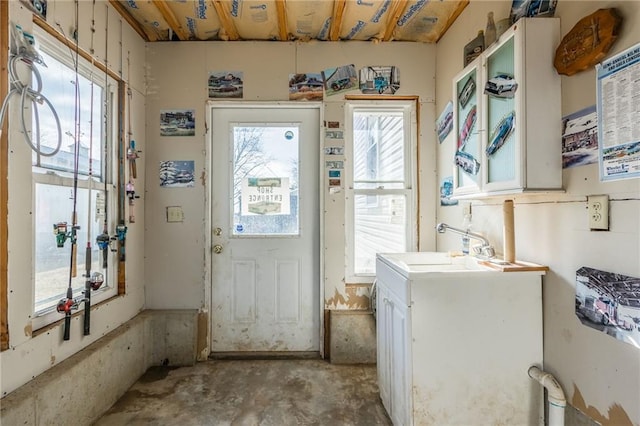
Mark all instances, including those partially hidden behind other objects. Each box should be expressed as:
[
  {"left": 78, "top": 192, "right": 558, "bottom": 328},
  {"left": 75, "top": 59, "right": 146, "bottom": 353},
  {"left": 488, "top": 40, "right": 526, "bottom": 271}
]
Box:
[
  {"left": 325, "top": 130, "right": 344, "bottom": 140},
  {"left": 509, "top": 0, "right": 557, "bottom": 24},
  {"left": 289, "top": 73, "right": 324, "bottom": 101},
  {"left": 208, "top": 71, "right": 244, "bottom": 99},
  {"left": 160, "top": 109, "right": 195, "bottom": 136},
  {"left": 324, "top": 146, "right": 344, "bottom": 156},
  {"left": 327, "top": 121, "right": 340, "bottom": 129},
  {"left": 159, "top": 160, "right": 195, "bottom": 188},
  {"left": 436, "top": 101, "right": 453, "bottom": 144},
  {"left": 325, "top": 160, "right": 344, "bottom": 169},
  {"left": 562, "top": 105, "right": 598, "bottom": 169},
  {"left": 575, "top": 267, "right": 640, "bottom": 349},
  {"left": 597, "top": 42, "right": 640, "bottom": 181},
  {"left": 440, "top": 176, "right": 458, "bottom": 206},
  {"left": 359, "top": 66, "right": 400, "bottom": 95},
  {"left": 322, "top": 64, "right": 357, "bottom": 97}
]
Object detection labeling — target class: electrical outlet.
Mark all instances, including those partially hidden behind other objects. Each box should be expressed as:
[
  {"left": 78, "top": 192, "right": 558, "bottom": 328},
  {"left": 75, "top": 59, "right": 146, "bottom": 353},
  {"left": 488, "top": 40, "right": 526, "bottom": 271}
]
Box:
[
  {"left": 587, "top": 195, "right": 609, "bottom": 230},
  {"left": 166, "top": 206, "right": 184, "bottom": 223}
]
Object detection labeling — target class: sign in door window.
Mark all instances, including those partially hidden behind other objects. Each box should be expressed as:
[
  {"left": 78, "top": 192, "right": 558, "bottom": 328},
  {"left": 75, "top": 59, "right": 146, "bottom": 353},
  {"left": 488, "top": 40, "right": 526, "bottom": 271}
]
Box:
[{"left": 232, "top": 125, "right": 300, "bottom": 236}]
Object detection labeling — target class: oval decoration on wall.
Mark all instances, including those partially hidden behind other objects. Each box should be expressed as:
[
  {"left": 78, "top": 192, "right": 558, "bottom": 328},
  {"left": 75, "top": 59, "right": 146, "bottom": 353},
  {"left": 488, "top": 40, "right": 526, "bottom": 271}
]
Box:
[{"left": 554, "top": 8, "right": 622, "bottom": 76}]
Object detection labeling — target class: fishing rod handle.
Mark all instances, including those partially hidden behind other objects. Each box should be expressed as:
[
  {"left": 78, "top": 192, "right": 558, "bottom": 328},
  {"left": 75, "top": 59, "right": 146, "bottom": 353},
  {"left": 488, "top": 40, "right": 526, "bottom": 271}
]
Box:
[{"left": 63, "top": 313, "right": 71, "bottom": 341}]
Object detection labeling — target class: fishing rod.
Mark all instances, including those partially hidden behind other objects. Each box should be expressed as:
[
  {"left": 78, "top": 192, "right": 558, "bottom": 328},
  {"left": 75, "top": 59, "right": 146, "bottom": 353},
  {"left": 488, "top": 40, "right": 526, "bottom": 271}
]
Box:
[
  {"left": 55, "top": 0, "right": 82, "bottom": 341},
  {"left": 96, "top": 4, "right": 117, "bottom": 268}
]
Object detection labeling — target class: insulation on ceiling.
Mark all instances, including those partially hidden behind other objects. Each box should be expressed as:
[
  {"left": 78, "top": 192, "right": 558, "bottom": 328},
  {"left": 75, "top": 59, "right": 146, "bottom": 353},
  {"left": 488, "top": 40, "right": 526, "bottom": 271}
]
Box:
[
  {"left": 165, "top": 0, "right": 222, "bottom": 40},
  {"left": 339, "top": 0, "right": 391, "bottom": 41},
  {"left": 392, "top": 0, "right": 466, "bottom": 43},
  {"left": 119, "top": 0, "right": 173, "bottom": 41},
  {"left": 226, "top": 0, "right": 281, "bottom": 41},
  {"left": 285, "top": 0, "right": 334, "bottom": 41}
]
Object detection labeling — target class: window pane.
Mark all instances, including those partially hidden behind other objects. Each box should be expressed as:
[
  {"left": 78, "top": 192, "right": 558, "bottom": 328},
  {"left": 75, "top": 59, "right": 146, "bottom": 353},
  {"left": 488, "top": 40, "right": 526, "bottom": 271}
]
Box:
[
  {"left": 353, "top": 112, "right": 404, "bottom": 186},
  {"left": 34, "top": 50, "right": 104, "bottom": 178},
  {"left": 354, "top": 194, "right": 406, "bottom": 274},
  {"left": 232, "top": 125, "right": 299, "bottom": 236},
  {"left": 34, "top": 183, "right": 105, "bottom": 313}
]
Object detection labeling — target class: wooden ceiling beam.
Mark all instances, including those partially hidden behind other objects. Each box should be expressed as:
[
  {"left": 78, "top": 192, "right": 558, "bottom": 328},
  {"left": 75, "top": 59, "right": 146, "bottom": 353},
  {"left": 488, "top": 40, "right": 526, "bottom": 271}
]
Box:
[
  {"left": 212, "top": 0, "right": 240, "bottom": 41},
  {"left": 275, "top": 0, "right": 289, "bottom": 41},
  {"left": 154, "top": 1, "right": 190, "bottom": 41},
  {"left": 329, "top": 0, "right": 346, "bottom": 41},
  {"left": 382, "top": 0, "right": 410, "bottom": 42},
  {"left": 108, "top": 0, "right": 153, "bottom": 42}
]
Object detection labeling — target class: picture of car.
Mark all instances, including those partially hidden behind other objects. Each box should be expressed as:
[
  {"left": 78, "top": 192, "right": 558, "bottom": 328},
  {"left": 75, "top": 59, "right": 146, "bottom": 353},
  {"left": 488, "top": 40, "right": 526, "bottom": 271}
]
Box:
[
  {"left": 487, "top": 111, "right": 515, "bottom": 156},
  {"left": 458, "top": 76, "right": 476, "bottom": 108},
  {"left": 458, "top": 105, "right": 477, "bottom": 148},
  {"left": 484, "top": 73, "right": 518, "bottom": 98},
  {"left": 331, "top": 78, "right": 352, "bottom": 91}
]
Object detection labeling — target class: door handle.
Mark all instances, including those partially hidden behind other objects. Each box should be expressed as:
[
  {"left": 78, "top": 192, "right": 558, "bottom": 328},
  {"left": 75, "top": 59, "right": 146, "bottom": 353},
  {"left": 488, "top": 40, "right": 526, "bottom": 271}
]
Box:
[{"left": 213, "top": 244, "right": 223, "bottom": 254}]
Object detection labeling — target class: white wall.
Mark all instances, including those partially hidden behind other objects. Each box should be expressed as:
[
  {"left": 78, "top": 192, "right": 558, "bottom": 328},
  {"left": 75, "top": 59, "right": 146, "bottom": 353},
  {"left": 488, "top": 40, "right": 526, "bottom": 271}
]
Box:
[
  {"left": 144, "top": 41, "right": 437, "bottom": 316},
  {"left": 436, "top": 2, "right": 640, "bottom": 425},
  {"left": 1, "top": 1, "right": 146, "bottom": 396}
]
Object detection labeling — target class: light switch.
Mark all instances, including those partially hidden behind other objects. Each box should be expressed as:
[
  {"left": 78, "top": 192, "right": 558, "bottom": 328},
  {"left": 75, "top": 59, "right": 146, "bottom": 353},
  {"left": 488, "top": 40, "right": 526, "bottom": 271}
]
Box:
[{"left": 166, "top": 206, "right": 184, "bottom": 223}]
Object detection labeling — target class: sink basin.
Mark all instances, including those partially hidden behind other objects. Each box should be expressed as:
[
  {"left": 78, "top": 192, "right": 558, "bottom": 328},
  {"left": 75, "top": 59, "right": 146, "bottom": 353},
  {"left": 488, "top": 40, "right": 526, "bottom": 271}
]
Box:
[{"left": 377, "top": 252, "right": 490, "bottom": 277}]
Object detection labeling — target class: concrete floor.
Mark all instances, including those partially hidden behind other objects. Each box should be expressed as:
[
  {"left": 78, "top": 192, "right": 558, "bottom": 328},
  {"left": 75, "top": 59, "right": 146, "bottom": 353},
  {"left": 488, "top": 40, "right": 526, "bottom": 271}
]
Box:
[{"left": 95, "top": 359, "right": 392, "bottom": 426}]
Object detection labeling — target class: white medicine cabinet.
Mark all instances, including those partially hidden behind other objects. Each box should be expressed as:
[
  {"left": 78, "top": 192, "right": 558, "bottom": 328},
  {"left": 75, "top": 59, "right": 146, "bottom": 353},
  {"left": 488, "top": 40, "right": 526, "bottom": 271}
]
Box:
[{"left": 452, "top": 17, "right": 563, "bottom": 198}]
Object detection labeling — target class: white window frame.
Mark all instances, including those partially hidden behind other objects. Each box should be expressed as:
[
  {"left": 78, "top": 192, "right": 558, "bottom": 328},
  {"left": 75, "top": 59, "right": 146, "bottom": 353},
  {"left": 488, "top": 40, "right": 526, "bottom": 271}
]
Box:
[
  {"left": 345, "top": 100, "right": 418, "bottom": 283},
  {"left": 30, "top": 28, "right": 119, "bottom": 329}
]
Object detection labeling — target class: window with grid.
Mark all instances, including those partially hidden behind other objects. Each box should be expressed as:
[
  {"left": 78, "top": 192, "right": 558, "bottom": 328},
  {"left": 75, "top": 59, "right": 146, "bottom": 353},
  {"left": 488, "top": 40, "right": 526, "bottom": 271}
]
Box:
[
  {"left": 346, "top": 102, "right": 416, "bottom": 280},
  {"left": 31, "top": 28, "right": 119, "bottom": 328}
]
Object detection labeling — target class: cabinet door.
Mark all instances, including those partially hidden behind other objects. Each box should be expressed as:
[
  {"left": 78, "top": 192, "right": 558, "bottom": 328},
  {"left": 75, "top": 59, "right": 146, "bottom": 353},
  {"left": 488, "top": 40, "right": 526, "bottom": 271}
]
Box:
[
  {"left": 388, "top": 291, "right": 411, "bottom": 426},
  {"left": 452, "top": 63, "right": 482, "bottom": 196},
  {"left": 483, "top": 31, "right": 521, "bottom": 192},
  {"left": 376, "top": 284, "right": 392, "bottom": 416}
]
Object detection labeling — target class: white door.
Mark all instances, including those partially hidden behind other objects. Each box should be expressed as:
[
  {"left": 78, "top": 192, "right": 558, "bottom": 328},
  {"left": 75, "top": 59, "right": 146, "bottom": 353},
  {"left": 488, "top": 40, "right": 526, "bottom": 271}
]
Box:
[{"left": 210, "top": 104, "right": 320, "bottom": 353}]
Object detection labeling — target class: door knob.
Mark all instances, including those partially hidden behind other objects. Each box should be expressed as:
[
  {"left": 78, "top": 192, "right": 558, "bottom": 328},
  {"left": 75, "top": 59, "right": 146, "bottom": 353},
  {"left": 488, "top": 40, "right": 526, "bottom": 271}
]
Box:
[
  {"left": 213, "top": 227, "right": 222, "bottom": 236},
  {"left": 213, "top": 244, "right": 223, "bottom": 254}
]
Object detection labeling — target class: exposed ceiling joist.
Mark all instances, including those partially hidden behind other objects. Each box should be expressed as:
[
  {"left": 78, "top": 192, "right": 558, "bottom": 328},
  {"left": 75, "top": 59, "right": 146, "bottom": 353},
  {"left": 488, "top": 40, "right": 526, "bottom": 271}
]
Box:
[
  {"left": 329, "top": 0, "right": 346, "bottom": 41},
  {"left": 212, "top": 0, "right": 240, "bottom": 41},
  {"left": 275, "top": 0, "right": 288, "bottom": 41},
  {"left": 435, "top": 0, "right": 470, "bottom": 43},
  {"left": 154, "top": 1, "right": 190, "bottom": 41},
  {"left": 382, "top": 0, "right": 410, "bottom": 42},
  {"left": 108, "top": 0, "right": 152, "bottom": 42}
]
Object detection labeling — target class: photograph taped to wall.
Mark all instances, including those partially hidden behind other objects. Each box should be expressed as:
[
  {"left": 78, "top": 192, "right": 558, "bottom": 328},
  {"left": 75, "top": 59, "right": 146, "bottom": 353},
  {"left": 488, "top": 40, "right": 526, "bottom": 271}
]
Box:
[
  {"left": 575, "top": 267, "right": 640, "bottom": 349},
  {"left": 324, "top": 146, "right": 344, "bottom": 156},
  {"left": 289, "top": 73, "right": 324, "bottom": 101},
  {"left": 359, "top": 66, "right": 400, "bottom": 95},
  {"left": 159, "top": 160, "right": 195, "bottom": 188},
  {"left": 322, "top": 64, "right": 357, "bottom": 96},
  {"left": 325, "top": 160, "right": 344, "bottom": 169},
  {"left": 436, "top": 101, "right": 453, "bottom": 144},
  {"left": 509, "top": 0, "right": 557, "bottom": 24},
  {"left": 440, "top": 176, "right": 458, "bottom": 206},
  {"left": 160, "top": 109, "right": 195, "bottom": 136},
  {"left": 208, "top": 71, "right": 244, "bottom": 99},
  {"left": 562, "top": 105, "right": 599, "bottom": 168}
]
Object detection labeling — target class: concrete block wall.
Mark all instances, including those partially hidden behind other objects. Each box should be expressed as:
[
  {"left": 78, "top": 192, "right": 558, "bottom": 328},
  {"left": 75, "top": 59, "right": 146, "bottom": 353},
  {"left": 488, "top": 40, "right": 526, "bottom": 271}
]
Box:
[{"left": 0, "top": 310, "right": 198, "bottom": 426}]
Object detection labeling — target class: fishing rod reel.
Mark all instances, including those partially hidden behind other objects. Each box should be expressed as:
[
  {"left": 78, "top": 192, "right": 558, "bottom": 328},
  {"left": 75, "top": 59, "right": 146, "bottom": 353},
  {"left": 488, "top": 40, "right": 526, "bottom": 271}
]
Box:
[
  {"left": 87, "top": 271, "right": 104, "bottom": 291},
  {"left": 53, "top": 221, "right": 80, "bottom": 248}
]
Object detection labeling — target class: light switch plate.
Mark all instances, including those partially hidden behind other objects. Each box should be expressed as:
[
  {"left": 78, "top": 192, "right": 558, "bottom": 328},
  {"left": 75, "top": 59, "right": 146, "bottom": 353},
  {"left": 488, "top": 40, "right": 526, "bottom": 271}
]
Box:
[
  {"left": 587, "top": 195, "right": 609, "bottom": 230},
  {"left": 166, "top": 206, "right": 184, "bottom": 223}
]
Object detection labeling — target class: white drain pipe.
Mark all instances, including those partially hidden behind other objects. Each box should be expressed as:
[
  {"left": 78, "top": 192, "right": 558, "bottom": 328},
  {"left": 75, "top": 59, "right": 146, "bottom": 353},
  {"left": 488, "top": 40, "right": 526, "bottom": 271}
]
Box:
[{"left": 528, "top": 366, "right": 566, "bottom": 426}]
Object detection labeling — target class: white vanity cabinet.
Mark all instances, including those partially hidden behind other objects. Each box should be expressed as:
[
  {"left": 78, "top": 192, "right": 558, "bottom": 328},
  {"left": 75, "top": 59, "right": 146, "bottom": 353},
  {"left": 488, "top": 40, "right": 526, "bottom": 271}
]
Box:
[
  {"left": 376, "top": 253, "right": 544, "bottom": 425},
  {"left": 452, "top": 17, "right": 562, "bottom": 197}
]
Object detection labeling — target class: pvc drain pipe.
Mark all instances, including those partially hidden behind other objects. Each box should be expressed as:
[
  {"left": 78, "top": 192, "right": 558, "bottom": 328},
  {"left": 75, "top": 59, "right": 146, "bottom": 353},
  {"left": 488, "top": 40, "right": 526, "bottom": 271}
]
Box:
[{"left": 528, "top": 366, "right": 566, "bottom": 426}]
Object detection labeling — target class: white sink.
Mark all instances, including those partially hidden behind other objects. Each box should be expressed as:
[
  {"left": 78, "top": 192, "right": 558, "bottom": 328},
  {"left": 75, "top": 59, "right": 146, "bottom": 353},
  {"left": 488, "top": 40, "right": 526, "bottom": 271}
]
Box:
[{"left": 377, "top": 252, "right": 490, "bottom": 277}]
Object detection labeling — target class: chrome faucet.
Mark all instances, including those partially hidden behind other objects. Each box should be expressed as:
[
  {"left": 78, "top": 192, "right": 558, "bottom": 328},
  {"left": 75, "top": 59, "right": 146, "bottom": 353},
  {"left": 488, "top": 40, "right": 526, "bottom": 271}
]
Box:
[{"left": 436, "top": 222, "right": 496, "bottom": 259}]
